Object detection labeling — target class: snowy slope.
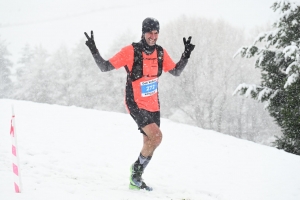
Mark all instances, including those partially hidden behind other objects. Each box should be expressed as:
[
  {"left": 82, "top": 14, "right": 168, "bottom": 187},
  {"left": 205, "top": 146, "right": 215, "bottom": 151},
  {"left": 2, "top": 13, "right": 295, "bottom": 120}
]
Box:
[{"left": 1, "top": 99, "right": 300, "bottom": 200}]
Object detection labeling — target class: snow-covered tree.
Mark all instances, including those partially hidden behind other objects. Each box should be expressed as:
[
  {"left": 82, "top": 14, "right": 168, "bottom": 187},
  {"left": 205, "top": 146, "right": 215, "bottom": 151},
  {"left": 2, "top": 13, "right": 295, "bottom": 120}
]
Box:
[
  {"left": 0, "top": 37, "right": 13, "bottom": 98},
  {"left": 157, "top": 16, "right": 280, "bottom": 143},
  {"left": 15, "top": 44, "right": 50, "bottom": 102},
  {"left": 234, "top": 1, "right": 300, "bottom": 155},
  {"left": 70, "top": 39, "right": 110, "bottom": 110}
]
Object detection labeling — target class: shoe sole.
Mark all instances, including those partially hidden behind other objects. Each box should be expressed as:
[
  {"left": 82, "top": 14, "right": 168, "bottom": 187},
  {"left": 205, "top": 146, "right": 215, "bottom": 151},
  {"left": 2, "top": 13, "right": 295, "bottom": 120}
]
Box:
[
  {"left": 129, "top": 183, "right": 140, "bottom": 190},
  {"left": 129, "top": 183, "right": 153, "bottom": 191}
]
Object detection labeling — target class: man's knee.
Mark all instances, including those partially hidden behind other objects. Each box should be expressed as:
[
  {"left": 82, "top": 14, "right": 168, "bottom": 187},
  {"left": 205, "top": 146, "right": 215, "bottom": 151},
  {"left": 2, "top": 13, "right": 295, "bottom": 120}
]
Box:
[
  {"left": 153, "top": 129, "right": 162, "bottom": 146},
  {"left": 142, "top": 123, "right": 162, "bottom": 146}
]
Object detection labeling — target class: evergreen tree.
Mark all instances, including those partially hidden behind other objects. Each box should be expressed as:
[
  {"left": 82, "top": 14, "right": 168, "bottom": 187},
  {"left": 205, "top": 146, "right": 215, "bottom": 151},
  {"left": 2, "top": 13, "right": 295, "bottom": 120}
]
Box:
[
  {"left": 0, "top": 37, "right": 13, "bottom": 98},
  {"left": 234, "top": 1, "right": 300, "bottom": 155},
  {"left": 70, "top": 39, "right": 109, "bottom": 110},
  {"left": 15, "top": 44, "right": 49, "bottom": 102}
]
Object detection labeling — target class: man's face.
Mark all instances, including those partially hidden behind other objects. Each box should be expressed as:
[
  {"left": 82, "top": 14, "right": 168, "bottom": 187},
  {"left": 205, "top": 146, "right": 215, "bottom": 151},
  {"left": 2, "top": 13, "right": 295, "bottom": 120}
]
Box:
[{"left": 144, "top": 30, "right": 159, "bottom": 46}]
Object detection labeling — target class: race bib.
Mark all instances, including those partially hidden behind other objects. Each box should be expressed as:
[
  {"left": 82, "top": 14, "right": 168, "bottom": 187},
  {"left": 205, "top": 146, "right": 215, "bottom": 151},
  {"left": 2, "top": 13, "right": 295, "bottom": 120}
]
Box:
[{"left": 140, "top": 78, "right": 158, "bottom": 97}]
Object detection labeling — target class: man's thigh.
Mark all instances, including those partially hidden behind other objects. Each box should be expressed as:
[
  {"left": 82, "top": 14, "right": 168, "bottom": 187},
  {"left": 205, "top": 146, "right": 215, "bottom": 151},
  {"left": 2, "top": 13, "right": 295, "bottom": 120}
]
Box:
[{"left": 130, "top": 109, "right": 160, "bottom": 135}]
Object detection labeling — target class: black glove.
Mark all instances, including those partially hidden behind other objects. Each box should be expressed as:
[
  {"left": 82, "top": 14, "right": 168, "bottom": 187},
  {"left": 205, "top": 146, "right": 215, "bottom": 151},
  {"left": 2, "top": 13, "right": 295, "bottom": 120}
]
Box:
[
  {"left": 84, "top": 31, "right": 98, "bottom": 54},
  {"left": 182, "top": 36, "right": 195, "bottom": 59}
]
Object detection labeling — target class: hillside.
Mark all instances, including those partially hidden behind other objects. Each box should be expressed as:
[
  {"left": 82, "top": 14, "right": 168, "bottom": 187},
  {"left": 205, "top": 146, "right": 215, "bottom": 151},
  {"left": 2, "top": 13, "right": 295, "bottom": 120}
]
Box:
[{"left": 1, "top": 99, "right": 300, "bottom": 200}]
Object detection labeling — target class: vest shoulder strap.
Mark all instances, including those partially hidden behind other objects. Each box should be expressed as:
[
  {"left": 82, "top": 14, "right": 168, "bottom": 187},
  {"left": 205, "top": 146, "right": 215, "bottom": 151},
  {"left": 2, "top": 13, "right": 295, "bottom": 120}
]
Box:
[{"left": 156, "top": 45, "right": 163, "bottom": 77}]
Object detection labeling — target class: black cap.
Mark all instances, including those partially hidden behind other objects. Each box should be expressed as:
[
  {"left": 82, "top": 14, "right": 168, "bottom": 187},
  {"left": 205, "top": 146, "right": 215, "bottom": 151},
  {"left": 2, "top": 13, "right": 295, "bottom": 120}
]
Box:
[{"left": 142, "top": 17, "right": 160, "bottom": 34}]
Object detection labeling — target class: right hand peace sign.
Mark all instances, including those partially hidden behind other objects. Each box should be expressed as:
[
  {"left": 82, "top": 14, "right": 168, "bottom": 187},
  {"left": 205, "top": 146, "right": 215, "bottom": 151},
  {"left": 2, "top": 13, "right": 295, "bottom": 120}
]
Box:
[
  {"left": 182, "top": 36, "right": 195, "bottom": 59},
  {"left": 84, "top": 30, "right": 98, "bottom": 54}
]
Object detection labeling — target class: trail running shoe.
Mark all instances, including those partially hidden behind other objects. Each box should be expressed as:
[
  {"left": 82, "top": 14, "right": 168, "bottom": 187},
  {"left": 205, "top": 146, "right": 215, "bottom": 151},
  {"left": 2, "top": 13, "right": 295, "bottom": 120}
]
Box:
[{"left": 129, "top": 164, "right": 153, "bottom": 191}]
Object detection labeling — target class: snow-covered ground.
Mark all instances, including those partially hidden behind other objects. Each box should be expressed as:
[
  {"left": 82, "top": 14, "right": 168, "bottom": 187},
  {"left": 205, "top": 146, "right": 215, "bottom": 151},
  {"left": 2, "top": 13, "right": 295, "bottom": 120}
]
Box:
[{"left": 1, "top": 99, "right": 300, "bottom": 200}]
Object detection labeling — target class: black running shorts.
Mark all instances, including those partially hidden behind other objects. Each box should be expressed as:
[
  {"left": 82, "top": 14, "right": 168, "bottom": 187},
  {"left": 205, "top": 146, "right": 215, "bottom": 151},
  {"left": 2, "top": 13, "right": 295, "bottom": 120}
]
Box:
[{"left": 130, "top": 109, "right": 160, "bottom": 135}]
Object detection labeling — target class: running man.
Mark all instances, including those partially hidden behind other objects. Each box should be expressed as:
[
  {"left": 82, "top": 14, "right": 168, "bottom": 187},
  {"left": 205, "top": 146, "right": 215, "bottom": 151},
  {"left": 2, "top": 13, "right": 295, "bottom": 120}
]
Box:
[{"left": 84, "top": 17, "right": 195, "bottom": 191}]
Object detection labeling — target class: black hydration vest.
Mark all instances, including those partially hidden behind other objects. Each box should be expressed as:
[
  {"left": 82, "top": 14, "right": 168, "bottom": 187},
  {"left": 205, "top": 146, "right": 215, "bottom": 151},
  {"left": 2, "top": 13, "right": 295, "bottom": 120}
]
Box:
[{"left": 125, "top": 42, "right": 164, "bottom": 81}]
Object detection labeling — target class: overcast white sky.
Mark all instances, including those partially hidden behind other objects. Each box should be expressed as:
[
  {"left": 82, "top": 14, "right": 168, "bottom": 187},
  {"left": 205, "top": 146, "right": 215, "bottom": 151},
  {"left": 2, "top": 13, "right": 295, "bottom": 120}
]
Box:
[{"left": 0, "top": 0, "right": 278, "bottom": 63}]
